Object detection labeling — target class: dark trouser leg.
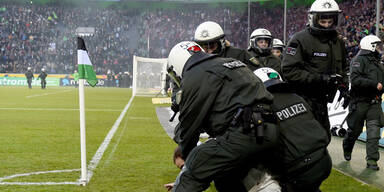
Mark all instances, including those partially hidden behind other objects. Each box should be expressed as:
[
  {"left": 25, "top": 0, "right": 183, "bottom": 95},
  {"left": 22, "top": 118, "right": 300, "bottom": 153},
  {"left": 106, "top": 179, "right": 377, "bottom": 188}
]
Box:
[
  {"left": 214, "top": 169, "right": 248, "bottom": 192},
  {"left": 28, "top": 80, "right": 32, "bottom": 89},
  {"left": 173, "top": 126, "right": 278, "bottom": 192},
  {"left": 283, "top": 150, "right": 332, "bottom": 192},
  {"left": 365, "top": 103, "right": 382, "bottom": 161},
  {"left": 344, "top": 102, "right": 368, "bottom": 153},
  {"left": 172, "top": 166, "right": 210, "bottom": 192},
  {"left": 304, "top": 98, "right": 330, "bottom": 139}
]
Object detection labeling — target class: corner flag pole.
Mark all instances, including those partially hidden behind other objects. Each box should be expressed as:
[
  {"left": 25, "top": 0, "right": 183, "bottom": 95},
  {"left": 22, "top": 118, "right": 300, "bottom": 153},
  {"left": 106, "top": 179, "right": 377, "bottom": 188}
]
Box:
[
  {"left": 77, "top": 36, "right": 97, "bottom": 186},
  {"left": 79, "top": 78, "right": 87, "bottom": 185}
]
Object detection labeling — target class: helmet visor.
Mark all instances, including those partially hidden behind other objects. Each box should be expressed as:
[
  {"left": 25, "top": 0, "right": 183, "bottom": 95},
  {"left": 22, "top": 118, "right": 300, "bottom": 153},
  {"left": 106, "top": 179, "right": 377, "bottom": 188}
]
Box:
[
  {"left": 375, "top": 42, "right": 384, "bottom": 53},
  {"left": 314, "top": 12, "right": 340, "bottom": 29}
]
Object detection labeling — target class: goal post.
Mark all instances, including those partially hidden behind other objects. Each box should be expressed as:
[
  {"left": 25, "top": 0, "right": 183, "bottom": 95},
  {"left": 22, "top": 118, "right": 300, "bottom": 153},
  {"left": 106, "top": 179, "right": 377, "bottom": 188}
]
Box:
[{"left": 132, "top": 55, "right": 168, "bottom": 97}]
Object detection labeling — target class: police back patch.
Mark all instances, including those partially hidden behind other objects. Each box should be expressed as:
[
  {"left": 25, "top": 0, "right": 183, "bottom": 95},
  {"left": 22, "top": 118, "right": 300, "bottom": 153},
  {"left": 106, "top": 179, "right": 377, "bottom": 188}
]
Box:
[
  {"left": 313, "top": 52, "right": 327, "bottom": 57},
  {"left": 352, "top": 62, "right": 360, "bottom": 68},
  {"left": 222, "top": 60, "right": 246, "bottom": 69},
  {"left": 286, "top": 47, "right": 297, "bottom": 56},
  {"left": 276, "top": 102, "right": 307, "bottom": 121}
]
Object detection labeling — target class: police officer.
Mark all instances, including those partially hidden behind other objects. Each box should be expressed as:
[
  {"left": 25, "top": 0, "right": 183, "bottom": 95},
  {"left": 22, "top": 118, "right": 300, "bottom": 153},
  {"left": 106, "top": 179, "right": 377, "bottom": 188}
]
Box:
[
  {"left": 25, "top": 67, "right": 34, "bottom": 89},
  {"left": 271, "top": 38, "right": 285, "bottom": 60},
  {"left": 37, "top": 68, "right": 47, "bottom": 89},
  {"left": 194, "top": 21, "right": 262, "bottom": 71},
  {"left": 282, "top": 0, "right": 348, "bottom": 137},
  {"left": 168, "top": 41, "right": 278, "bottom": 192},
  {"left": 343, "top": 35, "right": 384, "bottom": 170},
  {"left": 254, "top": 67, "right": 331, "bottom": 192},
  {"left": 248, "top": 28, "right": 282, "bottom": 74}
]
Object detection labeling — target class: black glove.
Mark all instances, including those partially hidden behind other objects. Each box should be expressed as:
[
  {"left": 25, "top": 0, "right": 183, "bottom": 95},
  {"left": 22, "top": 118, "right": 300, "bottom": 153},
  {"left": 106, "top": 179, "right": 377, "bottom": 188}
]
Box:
[
  {"left": 338, "top": 84, "right": 351, "bottom": 109},
  {"left": 328, "top": 74, "right": 343, "bottom": 86},
  {"left": 171, "top": 101, "right": 179, "bottom": 113},
  {"left": 342, "top": 96, "right": 351, "bottom": 109}
]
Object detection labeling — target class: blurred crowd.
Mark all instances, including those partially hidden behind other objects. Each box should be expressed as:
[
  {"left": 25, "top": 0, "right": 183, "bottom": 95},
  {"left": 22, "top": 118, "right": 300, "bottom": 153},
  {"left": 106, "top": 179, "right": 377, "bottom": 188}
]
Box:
[
  {"left": 0, "top": 3, "right": 139, "bottom": 74},
  {"left": 141, "top": 0, "right": 384, "bottom": 63},
  {"left": 0, "top": 0, "right": 383, "bottom": 75}
]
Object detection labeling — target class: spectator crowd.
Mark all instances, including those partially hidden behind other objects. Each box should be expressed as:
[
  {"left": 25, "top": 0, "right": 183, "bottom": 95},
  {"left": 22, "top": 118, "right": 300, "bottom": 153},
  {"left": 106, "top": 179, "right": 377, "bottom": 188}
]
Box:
[{"left": 0, "top": 0, "right": 383, "bottom": 75}]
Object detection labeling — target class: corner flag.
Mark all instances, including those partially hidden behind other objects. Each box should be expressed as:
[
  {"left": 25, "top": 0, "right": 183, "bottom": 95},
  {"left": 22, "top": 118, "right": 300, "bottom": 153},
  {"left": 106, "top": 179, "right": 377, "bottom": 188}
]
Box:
[{"left": 77, "top": 37, "right": 98, "bottom": 87}]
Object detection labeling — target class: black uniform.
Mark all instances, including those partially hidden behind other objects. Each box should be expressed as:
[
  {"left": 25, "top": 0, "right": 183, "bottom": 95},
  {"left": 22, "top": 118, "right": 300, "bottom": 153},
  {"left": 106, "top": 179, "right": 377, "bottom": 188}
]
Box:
[
  {"left": 343, "top": 50, "right": 384, "bottom": 165},
  {"left": 282, "top": 27, "right": 348, "bottom": 137},
  {"left": 220, "top": 45, "right": 263, "bottom": 71},
  {"left": 266, "top": 82, "right": 331, "bottom": 192},
  {"left": 172, "top": 53, "right": 278, "bottom": 192},
  {"left": 248, "top": 48, "right": 282, "bottom": 75},
  {"left": 170, "top": 45, "right": 261, "bottom": 113},
  {"left": 38, "top": 71, "right": 47, "bottom": 89},
  {"left": 107, "top": 73, "right": 114, "bottom": 87},
  {"left": 25, "top": 70, "right": 34, "bottom": 89}
]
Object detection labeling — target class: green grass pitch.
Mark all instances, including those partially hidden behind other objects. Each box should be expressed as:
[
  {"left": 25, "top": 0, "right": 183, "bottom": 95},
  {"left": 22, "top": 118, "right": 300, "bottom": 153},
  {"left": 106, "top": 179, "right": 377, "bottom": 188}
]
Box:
[{"left": 0, "top": 86, "right": 380, "bottom": 192}]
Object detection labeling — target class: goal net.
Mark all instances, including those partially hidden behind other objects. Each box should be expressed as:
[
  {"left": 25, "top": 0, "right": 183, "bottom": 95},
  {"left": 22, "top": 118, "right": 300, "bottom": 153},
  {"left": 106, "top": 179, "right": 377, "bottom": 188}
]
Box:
[{"left": 132, "top": 55, "right": 168, "bottom": 96}]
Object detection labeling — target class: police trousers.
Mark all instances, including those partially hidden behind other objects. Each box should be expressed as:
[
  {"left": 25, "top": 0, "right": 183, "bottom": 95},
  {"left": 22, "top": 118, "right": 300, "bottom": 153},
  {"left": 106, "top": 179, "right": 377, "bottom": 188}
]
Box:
[
  {"left": 172, "top": 123, "right": 278, "bottom": 192},
  {"left": 344, "top": 101, "right": 383, "bottom": 161},
  {"left": 302, "top": 97, "right": 331, "bottom": 139},
  {"left": 282, "top": 148, "right": 332, "bottom": 192}
]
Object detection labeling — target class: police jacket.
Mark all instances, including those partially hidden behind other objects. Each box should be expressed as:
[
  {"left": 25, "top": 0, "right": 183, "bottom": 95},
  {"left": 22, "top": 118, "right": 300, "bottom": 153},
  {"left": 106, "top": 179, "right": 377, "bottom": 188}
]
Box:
[
  {"left": 25, "top": 71, "right": 34, "bottom": 79},
  {"left": 221, "top": 45, "right": 263, "bottom": 71},
  {"left": 38, "top": 72, "right": 47, "bottom": 80},
  {"left": 174, "top": 52, "right": 274, "bottom": 159},
  {"left": 247, "top": 48, "right": 282, "bottom": 74},
  {"left": 282, "top": 27, "right": 348, "bottom": 99},
  {"left": 267, "top": 83, "right": 329, "bottom": 172},
  {"left": 350, "top": 50, "right": 384, "bottom": 100}
]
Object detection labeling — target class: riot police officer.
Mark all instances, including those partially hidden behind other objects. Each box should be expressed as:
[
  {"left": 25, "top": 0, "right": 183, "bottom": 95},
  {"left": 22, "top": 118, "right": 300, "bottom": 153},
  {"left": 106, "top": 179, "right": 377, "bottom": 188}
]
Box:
[
  {"left": 271, "top": 38, "right": 285, "bottom": 60},
  {"left": 170, "top": 21, "right": 258, "bottom": 116},
  {"left": 37, "top": 68, "right": 47, "bottom": 89},
  {"left": 282, "top": 0, "right": 348, "bottom": 137},
  {"left": 254, "top": 67, "right": 331, "bottom": 192},
  {"left": 343, "top": 35, "right": 384, "bottom": 170},
  {"left": 248, "top": 28, "right": 282, "bottom": 74},
  {"left": 168, "top": 41, "right": 278, "bottom": 192},
  {"left": 25, "top": 67, "right": 34, "bottom": 89},
  {"left": 194, "top": 21, "right": 262, "bottom": 71}
]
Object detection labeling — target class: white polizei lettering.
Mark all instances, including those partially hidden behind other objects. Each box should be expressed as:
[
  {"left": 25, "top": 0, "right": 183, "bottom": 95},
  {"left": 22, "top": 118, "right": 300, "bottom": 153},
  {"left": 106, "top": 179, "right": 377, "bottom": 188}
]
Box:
[
  {"left": 314, "top": 52, "right": 327, "bottom": 57},
  {"left": 275, "top": 103, "right": 307, "bottom": 121},
  {"left": 282, "top": 110, "right": 290, "bottom": 119},
  {"left": 289, "top": 106, "right": 297, "bottom": 116},
  {"left": 276, "top": 112, "right": 283, "bottom": 120},
  {"left": 297, "top": 103, "right": 307, "bottom": 113}
]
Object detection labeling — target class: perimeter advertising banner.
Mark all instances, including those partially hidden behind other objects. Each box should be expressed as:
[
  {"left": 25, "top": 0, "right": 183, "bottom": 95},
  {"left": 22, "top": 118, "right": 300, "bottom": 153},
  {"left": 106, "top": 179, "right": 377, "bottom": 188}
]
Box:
[
  {"left": 59, "top": 78, "right": 106, "bottom": 87},
  {"left": 0, "top": 77, "right": 60, "bottom": 86},
  {"left": 328, "top": 91, "right": 384, "bottom": 147}
]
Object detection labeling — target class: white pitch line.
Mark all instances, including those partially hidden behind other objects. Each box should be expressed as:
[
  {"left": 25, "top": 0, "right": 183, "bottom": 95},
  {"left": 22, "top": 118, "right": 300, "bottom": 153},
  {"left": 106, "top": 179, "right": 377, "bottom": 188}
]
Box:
[
  {"left": 0, "top": 169, "right": 81, "bottom": 185},
  {"left": 86, "top": 96, "right": 134, "bottom": 183},
  {"left": 0, "top": 107, "right": 122, "bottom": 112},
  {"left": 26, "top": 90, "right": 72, "bottom": 99},
  {"left": 0, "top": 181, "right": 81, "bottom": 185},
  {"left": 104, "top": 108, "right": 130, "bottom": 166}
]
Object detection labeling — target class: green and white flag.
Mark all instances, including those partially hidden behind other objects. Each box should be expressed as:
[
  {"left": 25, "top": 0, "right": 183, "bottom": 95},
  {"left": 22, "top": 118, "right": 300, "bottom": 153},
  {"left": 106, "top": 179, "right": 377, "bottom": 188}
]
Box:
[{"left": 77, "top": 37, "right": 98, "bottom": 87}]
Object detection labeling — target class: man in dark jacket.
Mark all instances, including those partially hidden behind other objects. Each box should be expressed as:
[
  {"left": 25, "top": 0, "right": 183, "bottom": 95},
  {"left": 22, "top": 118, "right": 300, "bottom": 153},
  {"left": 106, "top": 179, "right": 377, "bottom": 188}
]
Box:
[
  {"left": 194, "top": 21, "right": 262, "bottom": 71},
  {"left": 25, "top": 67, "right": 34, "bottom": 89},
  {"left": 254, "top": 67, "right": 332, "bottom": 192},
  {"left": 282, "top": 0, "right": 348, "bottom": 138},
  {"left": 168, "top": 41, "right": 278, "bottom": 192},
  {"left": 343, "top": 35, "right": 384, "bottom": 170},
  {"left": 37, "top": 68, "right": 48, "bottom": 89},
  {"left": 248, "top": 28, "right": 282, "bottom": 74}
]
